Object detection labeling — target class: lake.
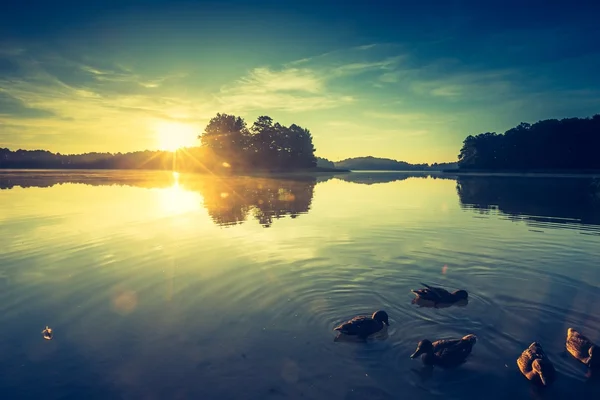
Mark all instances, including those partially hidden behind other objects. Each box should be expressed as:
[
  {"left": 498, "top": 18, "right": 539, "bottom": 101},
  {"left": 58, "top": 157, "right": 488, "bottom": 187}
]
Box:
[{"left": 1, "top": 170, "right": 599, "bottom": 400}]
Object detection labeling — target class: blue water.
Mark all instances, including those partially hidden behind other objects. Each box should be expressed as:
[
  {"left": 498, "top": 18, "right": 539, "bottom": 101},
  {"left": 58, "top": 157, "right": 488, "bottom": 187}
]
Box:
[{"left": 1, "top": 170, "right": 599, "bottom": 399}]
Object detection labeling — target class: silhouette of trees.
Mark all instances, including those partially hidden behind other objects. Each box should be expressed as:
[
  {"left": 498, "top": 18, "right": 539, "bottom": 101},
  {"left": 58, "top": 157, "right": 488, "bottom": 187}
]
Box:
[
  {"left": 316, "top": 157, "right": 335, "bottom": 168},
  {"left": 332, "top": 156, "right": 457, "bottom": 171},
  {"left": 0, "top": 147, "right": 179, "bottom": 170},
  {"left": 0, "top": 113, "right": 318, "bottom": 173},
  {"left": 198, "top": 113, "right": 317, "bottom": 172},
  {"left": 458, "top": 115, "right": 600, "bottom": 170}
]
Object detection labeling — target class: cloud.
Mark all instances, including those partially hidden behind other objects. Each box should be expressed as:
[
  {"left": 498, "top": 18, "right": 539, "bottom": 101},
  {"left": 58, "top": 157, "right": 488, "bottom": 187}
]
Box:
[
  {"left": 216, "top": 66, "right": 354, "bottom": 112},
  {"left": 0, "top": 91, "right": 55, "bottom": 119},
  {"left": 325, "top": 120, "right": 429, "bottom": 140},
  {"left": 409, "top": 70, "right": 517, "bottom": 100},
  {"left": 363, "top": 111, "right": 456, "bottom": 124},
  {"left": 79, "top": 64, "right": 186, "bottom": 89},
  {"left": 235, "top": 67, "right": 324, "bottom": 94},
  {"left": 327, "top": 57, "right": 403, "bottom": 78},
  {"left": 0, "top": 48, "right": 218, "bottom": 152},
  {"left": 215, "top": 47, "right": 405, "bottom": 113}
]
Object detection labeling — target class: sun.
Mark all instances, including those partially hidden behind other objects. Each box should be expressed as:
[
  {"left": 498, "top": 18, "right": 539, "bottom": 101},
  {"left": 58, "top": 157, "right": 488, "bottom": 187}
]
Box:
[{"left": 154, "top": 121, "right": 198, "bottom": 151}]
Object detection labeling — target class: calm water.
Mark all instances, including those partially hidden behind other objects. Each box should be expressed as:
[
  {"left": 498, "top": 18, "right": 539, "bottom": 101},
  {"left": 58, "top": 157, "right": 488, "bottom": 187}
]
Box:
[{"left": 1, "top": 170, "right": 599, "bottom": 400}]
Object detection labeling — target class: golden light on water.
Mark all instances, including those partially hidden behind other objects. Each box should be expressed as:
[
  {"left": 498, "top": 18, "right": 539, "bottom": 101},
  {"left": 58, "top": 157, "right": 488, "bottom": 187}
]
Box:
[
  {"left": 157, "top": 173, "right": 202, "bottom": 216},
  {"left": 154, "top": 121, "right": 198, "bottom": 151}
]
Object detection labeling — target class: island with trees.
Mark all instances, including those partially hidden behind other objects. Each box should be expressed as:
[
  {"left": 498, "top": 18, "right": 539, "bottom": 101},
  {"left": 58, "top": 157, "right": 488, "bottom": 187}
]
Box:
[{"left": 456, "top": 114, "right": 600, "bottom": 172}]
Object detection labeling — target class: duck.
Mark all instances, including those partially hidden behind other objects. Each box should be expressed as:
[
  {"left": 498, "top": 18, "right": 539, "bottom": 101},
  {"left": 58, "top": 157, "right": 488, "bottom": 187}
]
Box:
[
  {"left": 566, "top": 328, "right": 597, "bottom": 368},
  {"left": 409, "top": 334, "right": 477, "bottom": 367},
  {"left": 42, "top": 326, "right": 53, "bottom": 340},
  {"left": 333, "top": 310, "right": 389, "bottom": 339},
  {"left": 411, "top": 282, "right": 468, "bottom": 304},
  {"left": 517, "top": 342, "right": 556, "bottom": 386}
]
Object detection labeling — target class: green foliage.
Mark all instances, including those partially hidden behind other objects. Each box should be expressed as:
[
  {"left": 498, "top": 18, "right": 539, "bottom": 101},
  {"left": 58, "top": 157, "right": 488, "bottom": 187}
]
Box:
[
  {"left": 458, "top": 115, "right": 600, "bottom": 170},
  {"left": 198, "top": 113, "right": 317, "bottom": 171}
]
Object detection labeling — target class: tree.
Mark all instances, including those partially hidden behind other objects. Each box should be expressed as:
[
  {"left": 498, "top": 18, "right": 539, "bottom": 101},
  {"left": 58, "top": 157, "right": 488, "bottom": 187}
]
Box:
[
  {"left": 199, "top": 113, "right": 250, "bottom": 170},
  {"left": 457, "top": 114, "right": 600, "bottom": 171},
  {"left": 198, "top": 113, "right": 318, "bottom": 171}
]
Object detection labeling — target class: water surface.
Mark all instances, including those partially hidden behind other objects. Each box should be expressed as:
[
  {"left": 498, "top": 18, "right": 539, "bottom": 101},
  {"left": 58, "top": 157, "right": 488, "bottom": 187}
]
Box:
[{"left": 1, "top": 170, "right": 599, "bottom": 399}]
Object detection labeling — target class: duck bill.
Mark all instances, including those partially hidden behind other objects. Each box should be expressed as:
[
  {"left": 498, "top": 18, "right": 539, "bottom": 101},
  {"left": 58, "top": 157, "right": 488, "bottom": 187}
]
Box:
[{"left": 410, "top": 348, "right": 423, "bottom": 359}]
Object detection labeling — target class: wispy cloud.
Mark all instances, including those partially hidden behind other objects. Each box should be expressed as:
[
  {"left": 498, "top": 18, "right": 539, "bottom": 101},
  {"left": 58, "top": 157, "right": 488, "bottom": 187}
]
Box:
[
  {"left": 215, "top": 47, "right": 405, "bottom": 113},
  {"left": 325, "top": 120, "right": 429, "bottom": 140},
  {"left": 408, "top": 70, "right": 517, "bottom": 100},
  {"left": 216, "top": 66, "right": 354, "bottom": 112},
  {"left": 362, "top": 110, "right": 459, "bottom": 126},
  {"left": 0, "top": 90, "right": 55, "bottom": 119},
  {"left": 0, "top": 49, "right": 216, "bottom": 151},
  {"left": 79, "top": 64, "right": 186, "bottom": 89}
]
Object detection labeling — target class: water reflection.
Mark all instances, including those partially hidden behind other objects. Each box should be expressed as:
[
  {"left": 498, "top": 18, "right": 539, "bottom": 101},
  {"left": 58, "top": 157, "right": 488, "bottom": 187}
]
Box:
[
  {"left": 3, "top": 171, "right": 600, "bottom": 234},
  {"left": 185, "top": 175, "right": 317, "bottom": 227},
  {"left": 0, "top": 171, "right": 321, "bottom": 228},
  {"left": 333, "top": 171, "right": 430, "bottom": 185},
  {"left": 456, "top": 176, "right": 600, "bottom": 233},
  {"left": 1, "top": 170, "right": 600, "bottom": 399}
]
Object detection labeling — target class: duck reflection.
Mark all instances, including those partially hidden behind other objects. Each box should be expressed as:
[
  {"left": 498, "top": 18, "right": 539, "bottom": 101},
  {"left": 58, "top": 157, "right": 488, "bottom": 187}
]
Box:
[
  {"left": 333, "top": 326, "right": 389, "bottom": 343},
  {"left": 411, "top": 297, "right": 469, "bottom": 309}
]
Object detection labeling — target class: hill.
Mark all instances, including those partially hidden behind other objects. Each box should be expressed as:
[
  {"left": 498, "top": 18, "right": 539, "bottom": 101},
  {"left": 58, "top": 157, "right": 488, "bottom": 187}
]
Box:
[{"left": 333, "top": 156, "right": 457, "bottom": 171}]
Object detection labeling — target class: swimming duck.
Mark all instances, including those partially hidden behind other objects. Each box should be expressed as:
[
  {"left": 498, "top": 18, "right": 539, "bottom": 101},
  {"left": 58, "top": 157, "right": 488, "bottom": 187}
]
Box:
[
  {"left": 517, "top": 342, "right": 555, "bottom": 386},
  {"left": 42, "top": 326, "right": 53, "bottom": 340},
  {"left": 333, "top": 310, "right": 389, "bottom": 339},
  {"left": 411, "top": 282, "right": 468, "bottom": 304},
  {"left": 410, "top": 334, "right": 477, "bottom": 367},
  {"left": 566, "top": 328, "right": 597, "bottom": 368}
]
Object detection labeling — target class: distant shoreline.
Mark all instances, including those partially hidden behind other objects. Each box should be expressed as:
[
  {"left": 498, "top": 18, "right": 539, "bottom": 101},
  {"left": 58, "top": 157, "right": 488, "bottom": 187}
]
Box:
[
  {"left": 0, "top": 166, "right": 351, "bottom": 175},
  {"left": 4, "top": 167, "right": 599, "bottom": 178}
]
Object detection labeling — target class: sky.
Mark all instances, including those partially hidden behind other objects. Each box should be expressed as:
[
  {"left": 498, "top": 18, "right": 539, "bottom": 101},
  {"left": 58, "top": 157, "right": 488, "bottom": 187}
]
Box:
[{"left": 1, "top": 0, "right": 599, "bottom": 163}]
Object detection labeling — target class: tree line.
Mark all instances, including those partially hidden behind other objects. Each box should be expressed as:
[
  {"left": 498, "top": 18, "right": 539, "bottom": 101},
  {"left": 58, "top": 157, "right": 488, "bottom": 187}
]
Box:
[
  {"left": 0, "top": 113, "right": 319, "bottom": 173},
  {"left": 458, "top": 114, "right": 600, "bottom": 170}
]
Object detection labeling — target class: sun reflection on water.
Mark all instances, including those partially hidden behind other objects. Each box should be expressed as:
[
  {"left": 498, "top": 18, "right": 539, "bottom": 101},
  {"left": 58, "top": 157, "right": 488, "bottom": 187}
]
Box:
[{"left": 157, "top": 172, "right": 201, "bottom": 216}]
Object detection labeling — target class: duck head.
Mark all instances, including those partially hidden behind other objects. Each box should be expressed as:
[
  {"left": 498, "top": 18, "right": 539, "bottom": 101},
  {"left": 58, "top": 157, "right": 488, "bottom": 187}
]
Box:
[
  {"left": 462, "top": 334, "right": 477, "bottom": 344},
  {"left": 410, "top": 339, "right": 433, "bottom": 358},
  {"left": 453, "top": 290, "right": 469, "bottom": 300},
  {"left": 532, "top": 359, "right": 552, "bottom": 386},
  {"left": 372, "top": 310, "right": 389, "bottom": 326}
]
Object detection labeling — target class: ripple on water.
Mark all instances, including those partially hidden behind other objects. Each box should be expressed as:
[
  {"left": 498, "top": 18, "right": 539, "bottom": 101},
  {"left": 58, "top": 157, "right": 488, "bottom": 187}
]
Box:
[{"left": 2, "top": 172, "right": 600, "bottom": 400}]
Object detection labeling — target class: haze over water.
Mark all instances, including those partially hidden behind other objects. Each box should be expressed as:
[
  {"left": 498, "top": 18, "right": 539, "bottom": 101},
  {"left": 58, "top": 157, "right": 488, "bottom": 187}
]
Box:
[{"left": 1, "top": 170, "right": 599, "bottom": 400}]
